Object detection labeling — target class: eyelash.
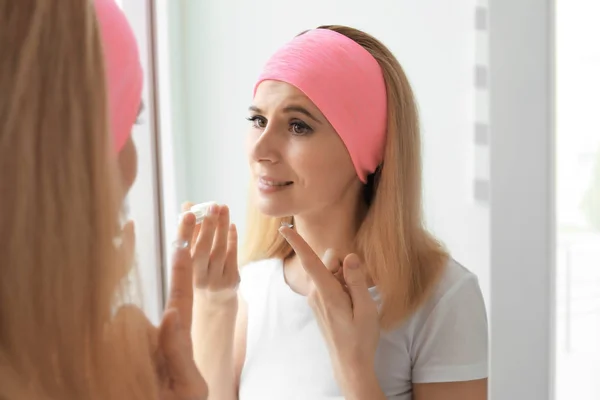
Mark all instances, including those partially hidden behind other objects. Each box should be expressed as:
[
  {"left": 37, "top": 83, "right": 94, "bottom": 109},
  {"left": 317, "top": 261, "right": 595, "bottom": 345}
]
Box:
[{"left": 246, "top": 115, "right": 313, "bottom": 136}]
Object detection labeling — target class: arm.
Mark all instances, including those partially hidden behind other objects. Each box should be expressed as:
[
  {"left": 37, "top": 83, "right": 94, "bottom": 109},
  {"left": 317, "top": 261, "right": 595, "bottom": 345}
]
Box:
[
  {"left": 411, "top": 273, "right": 488, "bottom": 400},
  {"left": 187, "top": 204, "right": 240, "bottom": 400},
  {"left": 192, "top": 291, "right": 247, "bottom": 400},
  {"left": 233, "top": 296, "right": 248, "bottom": 392},
  {"left": 413, "top": 379, "right": 487, "bottom": 400},
  {"left": 192, "top": 295, "right": 238, "bottom": 400}
]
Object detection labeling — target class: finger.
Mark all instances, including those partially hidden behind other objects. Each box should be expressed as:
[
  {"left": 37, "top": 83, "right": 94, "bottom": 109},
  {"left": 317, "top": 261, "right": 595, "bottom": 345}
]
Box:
[
  {"left": 165, "top": 212, "right": 196, "bottom": 332},
  {"left": 181, "top": 202, "right": 202, "bottom": 248},
  {"left": 342, "top": 254, "right": 375, "bottom": 319},
  {"left": 207, "top": 205, "right": 230, "bottom": 281},
  {"left": 322, "top": 249, "right": 346, "bottom": 288},
  {"left": 159, "top": 309, "right": 203, "bottom": 383},
  {"left": 223, "top": 223, "right": 240, "bottom": 287},
  {"left": 193, "top": 204, "right": 220, "bottom": 286},
  {"left": 181, "top": 201, "right": 194, "bottom": 212},
  {"left": 322, "top": 249, "right": 342, "bottom": 274},
  {"left": 278, "top": 226, "right": 339, "bottom": 295},
  {"left": 177, "top": 210, "right": 196, "bottom": 247},
  {"left": 119, "top": 220, "right": 136, "bottom": 273}
]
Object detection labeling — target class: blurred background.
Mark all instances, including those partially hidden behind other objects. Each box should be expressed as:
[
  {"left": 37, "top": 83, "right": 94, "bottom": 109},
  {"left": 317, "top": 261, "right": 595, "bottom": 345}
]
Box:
[{"left": 116, "top": 0, "right": 600, "bottom": 399}]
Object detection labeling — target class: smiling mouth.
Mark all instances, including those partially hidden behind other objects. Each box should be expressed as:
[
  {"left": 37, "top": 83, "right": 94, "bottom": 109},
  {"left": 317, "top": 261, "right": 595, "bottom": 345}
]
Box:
[{"left": 259, "top": 178, "right": 293, "bottom": 187}]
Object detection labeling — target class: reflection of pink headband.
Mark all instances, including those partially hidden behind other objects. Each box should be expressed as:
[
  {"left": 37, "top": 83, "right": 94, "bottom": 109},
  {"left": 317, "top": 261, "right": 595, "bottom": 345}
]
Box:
[
  {"left": 253, "top": 28, "right": 387, "bottom": 183},
  {"left": 95, "top": 0, "right": 143, "bottom": 153}
]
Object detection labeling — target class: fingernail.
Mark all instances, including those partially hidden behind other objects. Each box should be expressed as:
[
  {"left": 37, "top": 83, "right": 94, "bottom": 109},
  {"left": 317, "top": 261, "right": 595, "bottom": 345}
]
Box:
[
  {"left": 278, "top": 226, "right": 289, "bottom": 237},
  {"left": 208, "top": 204, "right": 218, "bottom": 216},
  {"left": 347, "top": 258, "right": 360, "bottom": 269},
  {"left": 280, "top": 222, "right": 293, "bottom": 229},
  {"left": 185, "top": 211, "right": 196, "bottom": 223}
]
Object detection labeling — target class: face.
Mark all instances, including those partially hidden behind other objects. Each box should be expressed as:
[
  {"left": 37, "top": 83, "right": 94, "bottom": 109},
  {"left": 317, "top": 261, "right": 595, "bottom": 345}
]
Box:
[
  {"left": 117, "top": 135, "right": 138, "bottom": 195},
  {"left": 116, "top": 102, "right": 143, "bottom": 197},
  {"left": 246, "top": 80, "right": 363, "bottom": 218}
]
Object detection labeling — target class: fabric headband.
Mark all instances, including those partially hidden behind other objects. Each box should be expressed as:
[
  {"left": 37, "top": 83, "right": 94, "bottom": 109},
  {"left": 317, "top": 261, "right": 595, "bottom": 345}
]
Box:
[
  {"left": 95, "top": 0, "right": 143, "bottom": 153},
  {"left": 253, "top": 28, "right": 387, "bottom": 183}
]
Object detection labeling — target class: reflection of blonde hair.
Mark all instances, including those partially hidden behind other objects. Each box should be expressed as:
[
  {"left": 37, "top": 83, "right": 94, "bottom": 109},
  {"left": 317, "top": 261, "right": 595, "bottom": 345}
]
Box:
[
  {"left": 0, "top": 1, "right": 158, "bottom": 398},
  {"left": 242, "top": 25, "right": 448, "bottom": 330}
]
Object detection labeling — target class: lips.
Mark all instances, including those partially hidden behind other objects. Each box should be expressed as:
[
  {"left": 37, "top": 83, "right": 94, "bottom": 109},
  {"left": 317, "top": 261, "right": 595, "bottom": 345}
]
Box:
[{"left": 259, "top": 177, "right": 293, "bottom": 187}]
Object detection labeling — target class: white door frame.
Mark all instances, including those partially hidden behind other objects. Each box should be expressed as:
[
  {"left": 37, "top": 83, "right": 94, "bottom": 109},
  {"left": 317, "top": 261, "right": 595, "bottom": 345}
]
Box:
[{"left": 489, "top": 0, "right": 555, "bottom": 399}]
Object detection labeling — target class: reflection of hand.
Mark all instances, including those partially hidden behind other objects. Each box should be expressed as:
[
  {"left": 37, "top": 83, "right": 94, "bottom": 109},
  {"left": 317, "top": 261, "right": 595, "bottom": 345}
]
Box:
[
  {"left": 181, "top": 202, "right": 239, "bottom": 304},
  {"left": 181, "top": 203, "right": 239, "bottom": 400},
  {"left": 110, "top": 305, "right": 208, "bottom": 400},
  {"left": 157, "top": 208, "right": 209, "bottom": 399},
  {"left": 157, "top": 310, "right": 209, "bottom": 400},
  {"left": 115, "top": 220, "right": 136, "bottom": 274},
  {"left": 279, "top": 226, "right": 380, "bottom": 393}
]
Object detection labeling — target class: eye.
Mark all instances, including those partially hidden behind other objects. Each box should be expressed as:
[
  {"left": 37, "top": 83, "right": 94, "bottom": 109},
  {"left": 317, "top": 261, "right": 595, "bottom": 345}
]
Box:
[
  {"left": 290, "top": 120, "right": 313, "bottom": 136},
  {"left": 246, "top": 115, "right": 267, "bottom": 129}
]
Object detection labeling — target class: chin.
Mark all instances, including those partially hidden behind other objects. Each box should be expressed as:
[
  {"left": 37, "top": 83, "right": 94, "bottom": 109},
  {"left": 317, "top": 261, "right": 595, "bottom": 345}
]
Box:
[{"left": 254, "top": 195, "right": 295, "bottom": 218}]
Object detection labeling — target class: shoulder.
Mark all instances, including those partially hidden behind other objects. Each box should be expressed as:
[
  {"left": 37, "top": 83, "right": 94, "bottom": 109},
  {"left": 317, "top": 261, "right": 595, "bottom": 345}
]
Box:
[
  {"left": 411, "top": 258, "right": 487, "bottom": 330},
  {"left": 404, "top": 258, "right": 488, "bottom": 382},
  {"left": 429, "top": 258, "right": 483, "bottom": 309}
]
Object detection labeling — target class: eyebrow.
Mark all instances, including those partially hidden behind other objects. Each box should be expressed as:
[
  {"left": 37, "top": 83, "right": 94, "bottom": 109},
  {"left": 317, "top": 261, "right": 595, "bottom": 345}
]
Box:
[{"left": 248, "top": 104, "right": 322, "bottom": 124}]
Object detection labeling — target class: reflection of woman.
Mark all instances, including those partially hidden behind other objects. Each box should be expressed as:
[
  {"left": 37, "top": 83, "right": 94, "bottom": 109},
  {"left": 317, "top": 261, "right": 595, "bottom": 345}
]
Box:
[
  {"left": 0, "top": 1, "right": 205, "bottom": 398},
  {"left": 191, "top": 26, "right": 488, "bottom": 400}
]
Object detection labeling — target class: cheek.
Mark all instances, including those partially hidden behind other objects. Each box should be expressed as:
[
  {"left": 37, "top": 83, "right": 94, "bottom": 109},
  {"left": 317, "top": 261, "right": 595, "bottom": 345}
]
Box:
[
  {"left": 294, "top": 142, "right": 356, "bottom": 186},
  {"left": 117, "top": 136, "right": 138, "bottom": 193},
  {"left": 245, "top": 130, "right": 257, "bottom": 160}
]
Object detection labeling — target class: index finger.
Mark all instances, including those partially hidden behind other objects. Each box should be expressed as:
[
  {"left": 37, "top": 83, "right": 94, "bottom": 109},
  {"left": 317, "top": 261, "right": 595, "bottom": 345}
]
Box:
[
  {"left": 278, "top": 226, "right": 340, "bottom": 294},
  {"left": 165, "top": 211, "right": 196, "bottom": 333}
]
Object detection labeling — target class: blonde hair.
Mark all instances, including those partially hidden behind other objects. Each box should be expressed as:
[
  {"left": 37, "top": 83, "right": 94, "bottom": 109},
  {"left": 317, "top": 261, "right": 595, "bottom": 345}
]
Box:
[
  {"left": 242, "top": 25, "right": 448, "bottom": 330},
  {"left": 0, "top": 1, "right": 159, "bottom": 398}
]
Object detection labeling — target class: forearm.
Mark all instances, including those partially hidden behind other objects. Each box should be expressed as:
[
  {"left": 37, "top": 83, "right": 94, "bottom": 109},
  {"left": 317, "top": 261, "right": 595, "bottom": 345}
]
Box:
[{"left": 192, "top": 293, "right": 238, "bottom": 400}]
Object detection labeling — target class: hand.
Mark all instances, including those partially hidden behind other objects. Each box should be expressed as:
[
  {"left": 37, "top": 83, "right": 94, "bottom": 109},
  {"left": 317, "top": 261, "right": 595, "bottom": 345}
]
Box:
[
  {"left": 322, "top": 249, "right": 348, "bottom": 292},
  {"left": 279, "top": 226, "right": 380, "bottom": 386},
  {"left": 114, "top": 219, "right": 136, "bottom": 276},
  {"left": 159, "top": 208, "right": 209, "bottom": 399},
  {"left": 181, "top": 202, "right": 239, "bottom": 304},
  {"left": 110, "top": 213, "right": 209, "bottom": 400}
]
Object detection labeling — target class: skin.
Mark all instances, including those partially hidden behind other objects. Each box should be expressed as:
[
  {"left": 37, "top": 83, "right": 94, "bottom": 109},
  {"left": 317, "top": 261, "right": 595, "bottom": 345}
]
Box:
[
  {"left": 117, "top": 135, "right": 138, "bottom": 193},
  {"left": 117, "top": 133, "right": 209, "bottom": 400},
  {"left": 183, "top": 81, "right": 486, "bottom": 399},
  {"left": 246, "top": 80, "right": 365, "bottom": 276},
  {"left": 240, "top": 80, "right": 487, "bottom": 399}
]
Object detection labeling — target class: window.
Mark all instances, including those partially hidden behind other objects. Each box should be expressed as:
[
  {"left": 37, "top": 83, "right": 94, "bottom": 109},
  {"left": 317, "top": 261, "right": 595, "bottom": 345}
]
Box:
[{"left": 555, "top": 1, "right": 600, "bottom": 398}]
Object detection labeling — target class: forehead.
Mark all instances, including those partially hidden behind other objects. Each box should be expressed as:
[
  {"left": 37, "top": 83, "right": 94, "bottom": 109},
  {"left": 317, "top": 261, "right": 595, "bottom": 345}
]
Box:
[{"left": 253, "top": 80, "right": 315, "bottom": 110}]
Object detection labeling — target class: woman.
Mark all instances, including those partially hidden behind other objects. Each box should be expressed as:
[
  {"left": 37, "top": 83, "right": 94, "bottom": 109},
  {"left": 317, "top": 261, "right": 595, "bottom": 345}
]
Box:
[
  {"left": 0, "top": 0, "right": 207, "bottom": 398},
  {"left": 190, "top": 26, "right": 488, "bottom": 399}
]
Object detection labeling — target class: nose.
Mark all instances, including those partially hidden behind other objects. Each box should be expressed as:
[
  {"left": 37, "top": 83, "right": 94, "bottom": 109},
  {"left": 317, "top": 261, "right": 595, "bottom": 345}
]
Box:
[{"left": 248, "top": 122, "right": 281, "bottom": 164}]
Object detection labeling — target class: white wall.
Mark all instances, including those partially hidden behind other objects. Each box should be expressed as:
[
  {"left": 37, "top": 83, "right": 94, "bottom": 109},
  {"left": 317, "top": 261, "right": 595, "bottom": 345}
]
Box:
[{"left": 163, "top": 0, "right": 490, "bottom": 305}]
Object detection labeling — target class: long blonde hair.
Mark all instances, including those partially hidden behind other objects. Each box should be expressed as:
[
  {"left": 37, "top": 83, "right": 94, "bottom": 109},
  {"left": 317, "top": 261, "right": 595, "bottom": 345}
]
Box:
[
  {"left": 0, "top": 1, "right": 159, "bottom": 398},
  {"left": 242, "top": 25, "right": 448, "bottom": 330}
]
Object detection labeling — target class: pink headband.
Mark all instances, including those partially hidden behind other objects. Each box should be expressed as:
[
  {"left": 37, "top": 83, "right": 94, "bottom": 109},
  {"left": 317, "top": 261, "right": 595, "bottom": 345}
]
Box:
[
  {"left": 253, "top": 28, "right": 387, "bottom": 183},
  {"left": 95, "top": 0, "right": 143, "bottom": 153}
]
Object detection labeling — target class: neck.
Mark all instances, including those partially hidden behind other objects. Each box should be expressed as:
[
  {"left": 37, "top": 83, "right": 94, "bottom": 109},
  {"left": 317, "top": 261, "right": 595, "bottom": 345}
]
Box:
[{"left": 291, "top": 198, "right": 366, "bottom": 260}]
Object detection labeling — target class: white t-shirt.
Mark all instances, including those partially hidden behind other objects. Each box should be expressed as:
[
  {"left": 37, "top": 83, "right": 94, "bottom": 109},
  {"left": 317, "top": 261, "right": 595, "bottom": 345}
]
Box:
[{"left": 238, "top": 257, "right": 488, "bottom": 400}]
